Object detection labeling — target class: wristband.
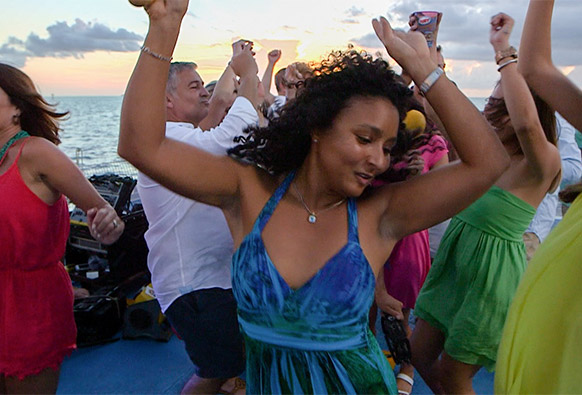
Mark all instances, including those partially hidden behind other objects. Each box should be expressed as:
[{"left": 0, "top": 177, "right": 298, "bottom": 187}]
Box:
[
  {"left": 497, "top": 58, "right": 518, "bottom": 72},
  {"left": 419, "top": 67, "right": 444, "bottom": 96}
]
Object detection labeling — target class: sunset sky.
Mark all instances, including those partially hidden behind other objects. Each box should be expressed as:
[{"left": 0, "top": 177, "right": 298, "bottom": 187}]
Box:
[{"left": 2, "top": 0, "right": 581, "bottom": 97}]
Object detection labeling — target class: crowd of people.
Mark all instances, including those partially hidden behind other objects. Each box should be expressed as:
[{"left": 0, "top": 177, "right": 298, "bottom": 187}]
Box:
[{"left": 1, "top": 0, "right": 581, "bottom": 393}]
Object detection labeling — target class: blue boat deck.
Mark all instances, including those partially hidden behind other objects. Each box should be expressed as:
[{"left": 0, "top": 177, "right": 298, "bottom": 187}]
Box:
[{"left": 57, "top": 315, "right": 494, "bottom": 394}]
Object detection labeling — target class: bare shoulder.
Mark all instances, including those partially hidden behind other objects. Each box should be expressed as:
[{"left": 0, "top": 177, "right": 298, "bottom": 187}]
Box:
[
  {"left": 19, "top": 136, "right": 62, "bottom": 159},
  {"left": 19, "top": 136, "right": 73, "bottom": 175}
]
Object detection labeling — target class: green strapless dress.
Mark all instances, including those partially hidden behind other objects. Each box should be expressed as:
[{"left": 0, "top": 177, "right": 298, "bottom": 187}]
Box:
[{"left": 414, "top": 185, "right": 535, "bottom": 371}]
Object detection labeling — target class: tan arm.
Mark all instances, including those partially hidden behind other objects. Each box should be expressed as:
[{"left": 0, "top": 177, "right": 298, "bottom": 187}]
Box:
[
  {"left": 118, "top": 0, "right": 243, "bottom": 208},
  {"left": 491, "top": 13, "right": 560, "bottom": 185},
  {"left": 519, "top": 0, "right": 582, "bottom": 130},
  {"left": 371, "top": 17, "right": 509, "bottom": 239}
]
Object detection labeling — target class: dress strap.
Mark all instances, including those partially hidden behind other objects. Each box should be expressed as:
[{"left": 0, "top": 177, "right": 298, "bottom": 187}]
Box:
[
  {"left": 347, "top": 198, "right": 360, "bottom": 243},
  {"left": 256, "top": 170, "right": 296, "bottom": 232},
  {"left": 0, "top": 130, "right": 30, "bottom": 165}
]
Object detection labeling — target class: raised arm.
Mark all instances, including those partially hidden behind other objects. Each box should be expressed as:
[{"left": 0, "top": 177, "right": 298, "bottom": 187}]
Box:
[
  {"left": 261, "top": 49, "right": 282, "bottom": 105},
  {"left": 491, "top": 13, "right": 560, "bottom": 185},
  {"left": 199, "top": 40, "right": 259, "bottom": 131},
  {"left": 198, "top": 71, "right": 236, "bottom": 131},
  {"left": 371, "top": 17, "right": 509, "bottom": 239},
  {"left": 118, "top": 0, "right": 255, "bottom": 207},
  {"left": 519, "top": 0, "right": 582, "bottom": 130}
]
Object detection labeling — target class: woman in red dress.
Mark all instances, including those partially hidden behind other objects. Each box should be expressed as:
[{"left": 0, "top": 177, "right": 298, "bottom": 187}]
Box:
[{"left": 0, "top": 63, "right": 124, "bottom": 394}]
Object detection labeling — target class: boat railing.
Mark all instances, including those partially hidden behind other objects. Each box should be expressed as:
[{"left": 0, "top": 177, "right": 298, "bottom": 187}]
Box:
[{"left": 73, "top": 148, "right": 138, "bottom": 178}]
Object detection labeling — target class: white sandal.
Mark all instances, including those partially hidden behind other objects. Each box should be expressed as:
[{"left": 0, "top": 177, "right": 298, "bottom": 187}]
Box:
[{"left": 396, "top": 372, "right": 414, "bottom": 395}]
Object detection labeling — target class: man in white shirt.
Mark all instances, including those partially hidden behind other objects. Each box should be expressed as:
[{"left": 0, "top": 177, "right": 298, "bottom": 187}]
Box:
[
  {"left": 138, "top": 51, "right": 258, "bottom": 394},
  {"left": 523, "top": 113, "right": 582, "bottom": 259}
]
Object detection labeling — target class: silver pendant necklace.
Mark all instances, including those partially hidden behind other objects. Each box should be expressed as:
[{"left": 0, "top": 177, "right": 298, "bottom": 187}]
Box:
[{"left": 292, "top": 182, "right": 346, "bottom": 224}]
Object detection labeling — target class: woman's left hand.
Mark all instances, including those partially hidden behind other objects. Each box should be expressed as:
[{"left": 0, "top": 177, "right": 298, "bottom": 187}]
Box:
[{"left": 87, "top": 205, "right": 125, "bottom": 245}]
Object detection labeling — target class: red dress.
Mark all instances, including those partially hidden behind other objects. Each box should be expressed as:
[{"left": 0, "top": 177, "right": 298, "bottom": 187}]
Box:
[{"left": 0, "top": 138, "right": 76, "bottom": 379}]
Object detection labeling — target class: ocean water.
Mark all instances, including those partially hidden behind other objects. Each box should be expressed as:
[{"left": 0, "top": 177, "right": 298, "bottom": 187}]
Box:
[
  {"left": 55, "top": 96, "right": 131, "bottom": 176},
  {"left": 55, "top": 96, "right": 488, "bottom": 176}
]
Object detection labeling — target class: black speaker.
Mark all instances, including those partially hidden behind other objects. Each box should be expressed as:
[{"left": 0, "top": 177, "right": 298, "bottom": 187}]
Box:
[
  {"left": 122, "top": 299, "right": 172, "bottom": 342},
  {"left": 66, "top": 173, "right": 149, "bottom": 290}
]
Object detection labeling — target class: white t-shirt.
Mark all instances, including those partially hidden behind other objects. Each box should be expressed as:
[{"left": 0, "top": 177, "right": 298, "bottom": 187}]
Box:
[
  {"left": 526, "top": 113, "right": 582, "bottom": 242},
  {"left": 267, "top": 95, "right": 287, "bottom": 119},
  {"left": 137, "top": 97, "right": 258, "bottom": 312}
]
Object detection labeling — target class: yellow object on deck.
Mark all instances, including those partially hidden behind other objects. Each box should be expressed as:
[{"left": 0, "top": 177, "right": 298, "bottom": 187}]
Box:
[{"left": 383, "top": 350, "right": 396, "bottom": 369}]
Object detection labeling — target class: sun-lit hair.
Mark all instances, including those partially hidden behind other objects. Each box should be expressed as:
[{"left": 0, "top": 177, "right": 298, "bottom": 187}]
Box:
[
  {"left": 483, "top": 81, "right": 557, "bottom": 148},
  {"left": 228, "top": 50, "right": 414, "bottom": 175},
  {"left": 0, "top": 63, "right": 69, "bottom": 145},
  {"left": 289, "top": 62, "right": 314, "bottom": 79},
  {"left": 166, "top": 62, "right": 198, "bottom": 95}
]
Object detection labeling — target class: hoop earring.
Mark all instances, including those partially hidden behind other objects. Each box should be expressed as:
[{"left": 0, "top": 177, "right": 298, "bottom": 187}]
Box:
[{"left": 312, "top": 138, "right": 319, "bottom": 143}]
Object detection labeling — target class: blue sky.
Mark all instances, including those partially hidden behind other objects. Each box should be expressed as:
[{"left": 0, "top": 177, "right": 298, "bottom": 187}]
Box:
[{"left": 2, "top": 0, "right": 581, "bottom": 96}]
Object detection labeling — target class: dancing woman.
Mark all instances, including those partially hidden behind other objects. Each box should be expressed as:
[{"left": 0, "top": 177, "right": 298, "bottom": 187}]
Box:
[{"left": 118, "top": 1, "right": 508, "bottom": 393}]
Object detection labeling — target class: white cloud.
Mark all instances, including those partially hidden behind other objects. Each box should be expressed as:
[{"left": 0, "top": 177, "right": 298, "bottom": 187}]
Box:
[{"left": 0, "top": 19, "right": 142, "bottom": 67}]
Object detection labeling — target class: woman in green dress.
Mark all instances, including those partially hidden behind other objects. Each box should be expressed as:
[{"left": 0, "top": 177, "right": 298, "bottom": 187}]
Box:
[{"left": 410, "top": 12, "right": 562, "bottom": 394}]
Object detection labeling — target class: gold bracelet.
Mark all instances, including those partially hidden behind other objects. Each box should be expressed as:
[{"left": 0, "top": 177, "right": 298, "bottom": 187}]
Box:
[
  {"left": 140, "top": 45, "right": 173, "bottom": 62},
  {"left": 495, "top": 46, "right": 517, "bottom": 64}
]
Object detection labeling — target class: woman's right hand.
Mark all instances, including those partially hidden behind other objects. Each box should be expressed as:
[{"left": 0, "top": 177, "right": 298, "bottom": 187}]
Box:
[{"left": 489, "top": 12, "right": 514, "bottom": 51}]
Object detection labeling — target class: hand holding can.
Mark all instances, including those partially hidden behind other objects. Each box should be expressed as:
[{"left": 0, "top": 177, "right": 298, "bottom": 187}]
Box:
[{"left": 409, "top": 11, "right": 442, "bottom": 48}]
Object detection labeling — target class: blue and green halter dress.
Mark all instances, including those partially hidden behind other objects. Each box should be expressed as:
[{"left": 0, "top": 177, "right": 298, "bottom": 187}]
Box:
[{"left": 231, "top": 172, "right": 396, "bottom": 394}]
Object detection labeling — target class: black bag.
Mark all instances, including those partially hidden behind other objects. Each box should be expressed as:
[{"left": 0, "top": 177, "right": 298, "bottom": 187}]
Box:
[
  {"left": 74, "top": 295, "right": 123, "bottom": 347},
  {"left": 381, "top": 313, "right": 412, "bottom": 364}
]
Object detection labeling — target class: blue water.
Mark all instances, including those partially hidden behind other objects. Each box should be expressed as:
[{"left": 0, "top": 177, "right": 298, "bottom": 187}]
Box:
[
  {"left": 55, "top": 96, "right": 487, "bottom": 175},
  {"left": 55, "top": 96, "right": 131, "bottom": 176}
]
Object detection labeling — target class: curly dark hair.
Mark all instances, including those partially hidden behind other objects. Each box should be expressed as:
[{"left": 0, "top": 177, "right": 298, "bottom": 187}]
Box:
[
  {"left": 0, "top": 63, "right": 69, "bottom": 145},
  {"left": 228, "top": 50, "right": 414, "bottom": 175}
]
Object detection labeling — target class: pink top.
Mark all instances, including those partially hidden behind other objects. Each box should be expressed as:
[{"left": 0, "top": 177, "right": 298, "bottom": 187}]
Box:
[{"left": 383, "top": 134, "right": 448, "bottom": 308}]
